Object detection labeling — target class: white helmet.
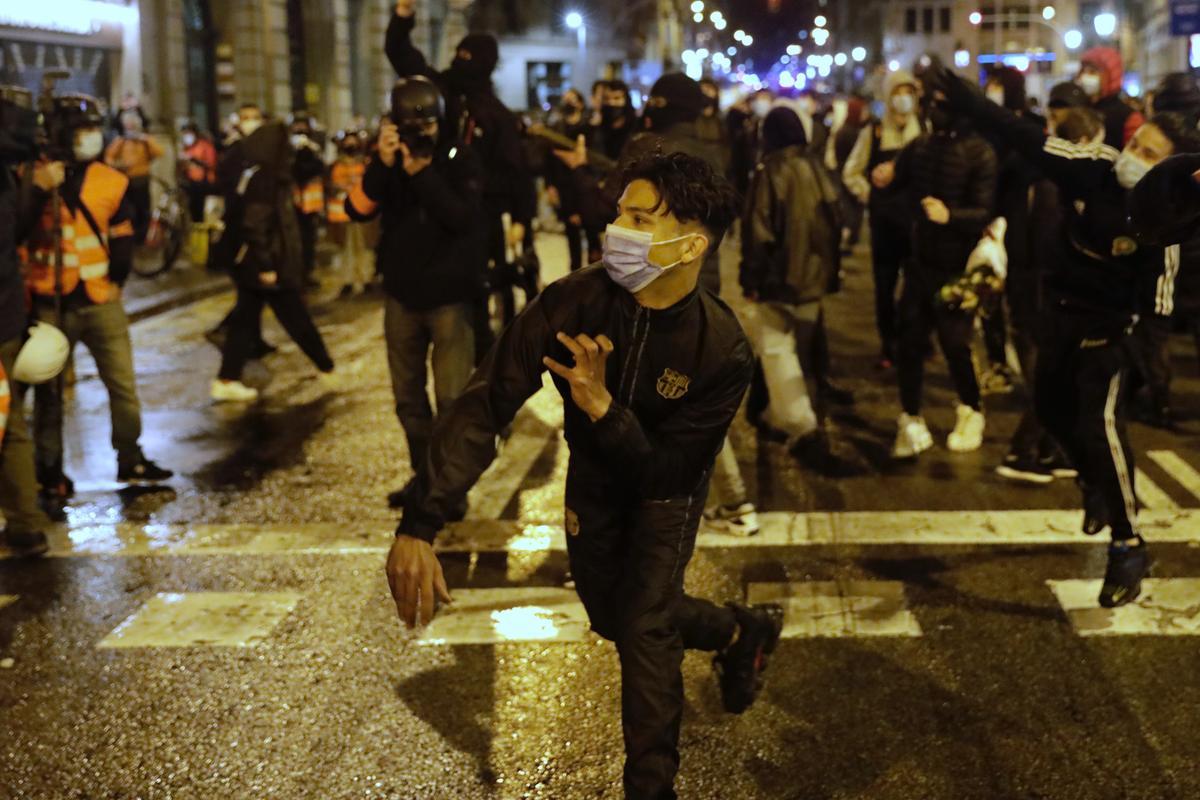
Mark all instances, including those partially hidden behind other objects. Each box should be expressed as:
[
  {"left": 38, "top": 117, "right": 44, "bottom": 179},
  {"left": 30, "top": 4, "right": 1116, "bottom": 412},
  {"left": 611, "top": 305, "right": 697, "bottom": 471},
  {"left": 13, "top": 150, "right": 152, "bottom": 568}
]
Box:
[{"left": 13, "top": 322, "right": 70, "bottom": 384}]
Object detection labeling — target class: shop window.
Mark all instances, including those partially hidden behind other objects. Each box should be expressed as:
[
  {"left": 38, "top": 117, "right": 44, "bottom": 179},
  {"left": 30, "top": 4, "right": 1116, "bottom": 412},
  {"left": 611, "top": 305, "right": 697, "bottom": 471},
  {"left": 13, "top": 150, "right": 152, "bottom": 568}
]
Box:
[
  {"left": 905, "top": 8, "right": 917, "bottom": 32},
  {"left": 940, "top": 6, "right": 951, "bottom": 32},
  {"left": 923, "top": 7, "right": 934, "bottom": 32}
]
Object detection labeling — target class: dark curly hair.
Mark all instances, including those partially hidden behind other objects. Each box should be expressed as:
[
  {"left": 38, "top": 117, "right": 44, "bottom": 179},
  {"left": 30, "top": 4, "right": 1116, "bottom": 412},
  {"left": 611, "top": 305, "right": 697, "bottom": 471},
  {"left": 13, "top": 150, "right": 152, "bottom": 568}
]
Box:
[
  {"left": 1147, "top": 111, "right": 1200, "bottom": 155},
  {"left": 619, "top": 150, "right": 742, "bottom": 247}
]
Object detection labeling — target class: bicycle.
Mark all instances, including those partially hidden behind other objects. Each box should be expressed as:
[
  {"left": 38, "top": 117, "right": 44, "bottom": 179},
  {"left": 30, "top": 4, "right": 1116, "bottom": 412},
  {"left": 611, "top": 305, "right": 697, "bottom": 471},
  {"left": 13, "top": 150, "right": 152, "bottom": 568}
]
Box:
[{"left": 132, "top": 176, "right": 188, "bottom": 278}]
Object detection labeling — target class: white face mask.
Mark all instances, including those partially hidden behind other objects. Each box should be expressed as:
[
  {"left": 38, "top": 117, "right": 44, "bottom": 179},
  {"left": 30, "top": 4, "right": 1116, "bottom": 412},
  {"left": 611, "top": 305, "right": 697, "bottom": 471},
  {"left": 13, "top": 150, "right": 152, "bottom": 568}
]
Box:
[
  {"left": 751, "top": 98, "right": 772, "bottom": 118},
  {"left": 73, "top": 130, "right": 104, "bottom": 162},
  {"left": 239, "top": 118, "right": 262, "bottom": 137},
  {"left": 890, "top": 93, "right": 915, "bottom": 115},
  {"left": 182, "top": 132, "right": 197, "bottom": 147},
  {"left": 986, "top": 86, "right": 1006, "bottom": 106},
  {"left": 1078, "top": 73, "right": 1103, "bottom": 98},
  {"left": 1114, "top": 149, "right": 1154, "bottom": 189}
]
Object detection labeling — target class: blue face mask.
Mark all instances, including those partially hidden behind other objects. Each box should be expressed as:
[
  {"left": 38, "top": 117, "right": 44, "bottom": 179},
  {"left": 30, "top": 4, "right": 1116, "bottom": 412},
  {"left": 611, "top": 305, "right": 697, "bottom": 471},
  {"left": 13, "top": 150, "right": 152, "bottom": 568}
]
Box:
[{"left": 602, "top": 223, "right": 699, "bottom": 293}]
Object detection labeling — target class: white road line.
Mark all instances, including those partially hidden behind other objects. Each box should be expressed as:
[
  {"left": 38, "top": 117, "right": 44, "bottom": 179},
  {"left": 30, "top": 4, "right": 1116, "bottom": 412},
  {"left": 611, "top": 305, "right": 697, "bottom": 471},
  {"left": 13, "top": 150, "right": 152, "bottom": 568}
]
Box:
[
  {"left": 748, "top": 581, "right": 922, "bottom": 638},
  {"left": 1135, "top": 468, "right": 1180, "bottom": 510},
  {"left": 97, "top": 591, "right": 302, "bottom": 649},
  {"left": 1147, "top": 451, "right": 1200, "bottom": 504},
  {"left": 416, "top": 587, "right": 590, "bottom": 645},
  {"left": 1048, "top": 579, "right": 1200, "bottom": 636}
]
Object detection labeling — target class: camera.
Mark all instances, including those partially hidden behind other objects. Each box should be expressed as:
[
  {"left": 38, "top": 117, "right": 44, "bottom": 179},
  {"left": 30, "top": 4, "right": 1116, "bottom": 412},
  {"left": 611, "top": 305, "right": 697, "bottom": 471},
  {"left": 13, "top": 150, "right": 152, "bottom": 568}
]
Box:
[{"left": 390, "top": 76, "right": 443, "bottom": 159}]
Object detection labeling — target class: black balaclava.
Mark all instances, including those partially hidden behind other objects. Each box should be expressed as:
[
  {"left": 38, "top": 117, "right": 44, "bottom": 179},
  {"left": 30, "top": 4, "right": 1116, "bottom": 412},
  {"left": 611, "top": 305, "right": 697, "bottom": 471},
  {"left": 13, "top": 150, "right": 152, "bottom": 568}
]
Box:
[
  {"left": 762, "top": 107, "right": 807, "bottom": 154},
  {"left": 450, "top": 33, "right": 499, "bottom": 90},
  {"left": 642, "top": 73, "right": 706, "bottom": 132}
]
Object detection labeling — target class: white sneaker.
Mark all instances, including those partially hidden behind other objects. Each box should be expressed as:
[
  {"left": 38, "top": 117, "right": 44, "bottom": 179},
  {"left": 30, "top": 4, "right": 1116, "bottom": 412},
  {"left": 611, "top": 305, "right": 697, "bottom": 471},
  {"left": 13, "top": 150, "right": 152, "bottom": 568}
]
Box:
[
  {"left": 702, "top": 502, "right": 761, "bottom": 536},
  {"left": 892, "top": 413, "right": 934, "bottom": 458},
  {"left": 210, "top": 379, "right": 258, "bottom": 403},
  {"left": 947, "top": 404, "right": 985, "bottom": 452}
]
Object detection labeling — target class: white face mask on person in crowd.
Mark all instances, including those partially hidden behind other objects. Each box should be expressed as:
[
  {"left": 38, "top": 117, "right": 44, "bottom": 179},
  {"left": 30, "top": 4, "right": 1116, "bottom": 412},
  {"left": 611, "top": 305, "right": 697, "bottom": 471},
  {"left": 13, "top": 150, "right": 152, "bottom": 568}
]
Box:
[
  {"left": 239, "top": 118, "right": 262, "bottom": 137},
  {"left": 1114, "top": 148, "right": 1154, "bottom": 190},
  {"left": 602, "top": 224, "right": 701, "bottom": 293},
  {"left": 986, "top": 86, "right": 1006, "bottom": 106},
  {"left": 751, "top": 98, "right": 772, "bottom": 118},
  {"left": 1077, "top": 73, "right": 1103, "bottom": 98},
  {"left": 182, "top": 132, "right": 197, "bottom": 147},
  {"left": 890, "top": 93, "right": 915, "bottom": 115},
  {"left": 73, "top": 129, "right": 104, "bottom": 162}
]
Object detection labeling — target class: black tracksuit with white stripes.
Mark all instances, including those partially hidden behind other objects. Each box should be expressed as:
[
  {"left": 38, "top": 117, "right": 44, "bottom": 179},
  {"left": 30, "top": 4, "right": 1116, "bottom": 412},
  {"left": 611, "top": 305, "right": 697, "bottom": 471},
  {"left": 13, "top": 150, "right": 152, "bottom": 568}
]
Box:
[{"left": 944, "top": 75, "right": 1177, "bottom": 540}]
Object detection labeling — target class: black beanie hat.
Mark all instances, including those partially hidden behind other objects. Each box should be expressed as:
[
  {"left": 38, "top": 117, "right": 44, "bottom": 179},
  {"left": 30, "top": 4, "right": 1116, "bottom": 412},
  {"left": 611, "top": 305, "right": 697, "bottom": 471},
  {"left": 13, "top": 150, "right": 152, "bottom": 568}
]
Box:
[
  {"left": 988, "top": 66, "right": 1027, "bottom": 112},
  {"left": 762, "top": 107, "right": 807, "bottom": 154},
  {"left": 1048, "top": 81, "right": 1088, "bottom": 109},
  {"left": 1153, "top": 72, "right": 1200, "bottom": 118},
  {"left": 456, "top": 33, "right": 500, "bottom": 75},
  {"left": 649, "top": 73, "right": 708, "bottom": 119}
]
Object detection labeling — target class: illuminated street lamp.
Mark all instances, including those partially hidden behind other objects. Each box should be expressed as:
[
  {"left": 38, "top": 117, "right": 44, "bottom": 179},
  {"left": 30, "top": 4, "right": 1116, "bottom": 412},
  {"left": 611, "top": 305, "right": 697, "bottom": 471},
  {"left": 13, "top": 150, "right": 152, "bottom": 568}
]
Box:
[
  {"left": 969, "top": 11, "right": 983, "bottom": 25},
  {"left": 954, "top": 48, "right": 971, "bottom": 68},
  {"left": 693, "top": 12, "right": 703, "bottom": 22},
  {"left": 1093, "top": 12, "right": 1117, "bottom": 38},
  {"left": 1064, "top": 28, "right": 1083, "bottom": 49},
  {"left": 834, "top": 52, "right": 847, "bottom": 66},
  {"left": 787, "top": 43, "right": 802, "bottom": 55},
  {"left": 565, "top": 11, "right": 583, "bottom": 29},
  {"left": 851, "top": 46, "right": 867, "bottom": 62},
  {"left": 815, "top": 14, "right": 827, "bottom": 27},
  {"left": 690, "top": 0, "right": 704, "bottom": 12},
  {"left": 1042, "top": 5, "right": 1056, "bottom": 20},
  {"left": 888, "top": 59, "right": 900, "bottom": 71}
]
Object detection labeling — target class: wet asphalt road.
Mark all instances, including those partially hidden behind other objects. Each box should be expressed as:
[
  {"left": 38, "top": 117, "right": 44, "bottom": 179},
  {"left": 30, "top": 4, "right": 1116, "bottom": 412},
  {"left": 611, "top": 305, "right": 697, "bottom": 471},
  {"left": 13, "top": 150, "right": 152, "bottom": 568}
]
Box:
[{"left": 3, "top": 232, "right": 1200, "bottom": 800}]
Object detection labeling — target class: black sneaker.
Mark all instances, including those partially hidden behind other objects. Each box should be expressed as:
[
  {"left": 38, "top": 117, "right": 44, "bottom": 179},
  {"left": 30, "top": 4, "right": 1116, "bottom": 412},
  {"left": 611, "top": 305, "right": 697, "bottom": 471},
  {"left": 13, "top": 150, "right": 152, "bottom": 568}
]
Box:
[
  {"left": 1099, "top": 537, "right": 1151, "bottom": 608},
  {"left": 713, "top": 603, "right": 784, "bottom": 714},
  {"left": 0, "top": 529, "right": 49, "bottom": 557},
  {"left": 1082, "top": 487, "right": 1109, "bottom": 536},
  {"left": 1038, "top": 452, "right": 1078, "bottom": 480},
  {"left": 995, "top": 454, "right": 1054, "bottom": 485},
  {"left": 117, "top": 458, "right": 174, "bottom": 485}
]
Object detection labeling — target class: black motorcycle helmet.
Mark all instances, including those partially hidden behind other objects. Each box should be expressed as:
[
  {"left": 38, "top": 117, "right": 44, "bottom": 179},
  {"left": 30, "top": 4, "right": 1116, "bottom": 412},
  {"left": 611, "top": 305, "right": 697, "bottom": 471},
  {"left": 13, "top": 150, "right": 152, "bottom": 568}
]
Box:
[
  {"left": 47, "top": 93, "right": 104, "bottom": 158},
  {"left": 390, "top": 75, "right": 444, "bottom": 125}
]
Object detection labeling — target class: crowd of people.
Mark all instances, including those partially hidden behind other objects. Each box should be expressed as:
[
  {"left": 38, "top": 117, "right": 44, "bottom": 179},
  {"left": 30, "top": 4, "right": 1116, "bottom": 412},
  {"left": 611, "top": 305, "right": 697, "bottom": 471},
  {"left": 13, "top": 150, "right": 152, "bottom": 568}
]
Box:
[{"left": 5, "top": 3, "right": 1200, "bottom": 795}]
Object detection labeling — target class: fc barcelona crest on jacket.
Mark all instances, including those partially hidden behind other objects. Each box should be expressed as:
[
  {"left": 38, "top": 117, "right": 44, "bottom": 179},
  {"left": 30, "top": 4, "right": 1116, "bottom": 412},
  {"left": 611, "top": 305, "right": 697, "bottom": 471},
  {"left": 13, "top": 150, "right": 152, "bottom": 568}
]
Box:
[{"left": 656, "top": 368, "right": 691, "bottom": 400}]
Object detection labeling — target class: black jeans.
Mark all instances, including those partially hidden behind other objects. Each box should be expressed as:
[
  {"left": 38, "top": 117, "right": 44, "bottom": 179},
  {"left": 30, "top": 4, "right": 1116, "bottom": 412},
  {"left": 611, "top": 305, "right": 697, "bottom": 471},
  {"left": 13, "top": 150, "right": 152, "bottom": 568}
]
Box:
[
  {"left": 564, "top": 460, "right": 736, "bottom": 800},
  {"left": 868, "top": 212, "right": 910, "bottom": 360},
  {"left": 1035, "top": 304, "right": 1139, "bottom": 539},
  {"left": 897, "top": 270, "right": 980, "bottom": 416},
  {"left": 128, "top": 175, "right": 151, "bottom": 245},
  {"left": 296, "top": 212, "right": 318, "bottom": 280},
  {"left": 1006, "top": 271, "right": 1055, "bottom": 459},
  {"left": 218, "top": 286, "right": 333, "bottom": 381}
]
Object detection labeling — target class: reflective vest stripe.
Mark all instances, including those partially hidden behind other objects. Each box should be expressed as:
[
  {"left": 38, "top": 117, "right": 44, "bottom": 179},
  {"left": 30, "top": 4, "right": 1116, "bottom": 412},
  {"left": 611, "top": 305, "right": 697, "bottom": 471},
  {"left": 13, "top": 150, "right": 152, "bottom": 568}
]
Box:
[
  {"left": 75, "top": 234, "right": 102, "bottom": 250},
  {"left": 80, "top": 262, "right": 110, "bottom": 280},
  {"left": 0, "top": 369, "right": 9, "bottom": 448},
  {"left": 327, "top": 194, "right": 349, "bottom": 223},
  {"left": 294, "top": 180, "right": 324, "bottom": 214}
]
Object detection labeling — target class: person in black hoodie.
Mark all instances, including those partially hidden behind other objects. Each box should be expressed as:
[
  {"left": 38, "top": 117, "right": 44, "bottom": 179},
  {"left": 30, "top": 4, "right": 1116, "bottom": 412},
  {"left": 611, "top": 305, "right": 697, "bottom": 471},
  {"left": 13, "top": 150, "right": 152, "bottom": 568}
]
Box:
[
  {"left": 878, "top": 84, "right": 997, "bottom": 459},
  {"left": 386, "top": 0, "right": 536, "bottom": 358},
  {"left": 930, "top": 63, "right": 1200, "bottom": 608},
  {"left": 210, "top": 116, "right": 337, "bottom": 403},
  {"left": 347, "top": 76, "right": 486, "bottom": 511},
  {"left": 386, "top": 152, "right": 782, "bottom": 800},
  {"left": 0, "top": 86, "right": 52, "bottom": 554}
]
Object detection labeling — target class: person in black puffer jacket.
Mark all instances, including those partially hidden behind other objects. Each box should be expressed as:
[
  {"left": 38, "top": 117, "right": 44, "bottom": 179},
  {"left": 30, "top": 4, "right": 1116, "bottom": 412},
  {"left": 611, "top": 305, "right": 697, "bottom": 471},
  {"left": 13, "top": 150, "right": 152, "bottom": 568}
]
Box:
[{"left": 881, "top": 86, "right": 997, "bottom": 458}]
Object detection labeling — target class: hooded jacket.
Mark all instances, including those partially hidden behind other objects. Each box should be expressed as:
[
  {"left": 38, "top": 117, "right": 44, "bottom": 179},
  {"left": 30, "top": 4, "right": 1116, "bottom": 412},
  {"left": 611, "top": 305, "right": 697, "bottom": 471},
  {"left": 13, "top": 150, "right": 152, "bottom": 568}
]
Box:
[
  {"left": 399, "top": 265, "right": 753, "bottom": 542},
  {"left": 1080, "top": 47, "right": 1144, "bottom": 149},
  {"left": 385, "top": 13, "right": 536, "bottom": 226},
  {"left": 842, "top": 69, "right": 924, "bottom": 206}
]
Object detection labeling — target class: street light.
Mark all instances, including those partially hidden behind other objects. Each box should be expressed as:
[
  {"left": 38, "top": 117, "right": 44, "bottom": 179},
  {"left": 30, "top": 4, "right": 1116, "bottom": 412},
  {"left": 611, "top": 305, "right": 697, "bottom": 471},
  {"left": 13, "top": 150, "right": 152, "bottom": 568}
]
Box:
[
  {"left": 693, "top": 12, "right": 703, "bottom": 22},
  {"left": 1094, "top": 12, "right": 1117, "bottom": 38},
  {"left": 734, "top": 29, "right": 745, "bottom": 41},
  {"left": 714, "top": 18, "right": 727, "bottom": 30},
  {"left": 955, "top": 48, "right": 971, "bottom": 67},
  {"left": 815, "top": 15, "right": 827, "bottom": 27},
  {"left": 690, "top": 0, "right": 704, "bottom": 12},
  {"left": 888, "top": 59, "right": 900, "bottom": 71},
  {"left": 1064, "top": 28, "right": 1083, "bottom": 49},
  {"left": 743, "top": 35, "right": 754, "bottom": 46},
  {"left": 787, "top": 43, "right": 801, "bottom": 55},
  {"left": 834, "top": 52, "right": 847, "bottom": 66},
  {"left": 851, "top": 46, "right": 867, "bottom": 62},
  {"left": 565, "top": 11, "right": 583, "bottom": 29},
  {"left": 969, "top": 11, "right": 982, "bottom": 25},
  {"left": 1042, "top": 5, "right": 1056, "bottom": 21}
]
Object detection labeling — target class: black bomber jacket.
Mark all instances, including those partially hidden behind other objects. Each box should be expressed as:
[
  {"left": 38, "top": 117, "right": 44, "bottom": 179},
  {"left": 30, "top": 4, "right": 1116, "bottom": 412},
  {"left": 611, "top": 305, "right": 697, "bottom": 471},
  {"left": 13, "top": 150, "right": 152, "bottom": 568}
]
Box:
[{"left": 398, "top": 265, "right": 754, "bottom": 542}]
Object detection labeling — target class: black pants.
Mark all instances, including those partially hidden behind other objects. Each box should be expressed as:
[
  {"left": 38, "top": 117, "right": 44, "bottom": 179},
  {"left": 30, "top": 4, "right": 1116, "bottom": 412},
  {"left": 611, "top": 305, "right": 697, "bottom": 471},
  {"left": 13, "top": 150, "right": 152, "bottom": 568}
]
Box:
[
  {"left": 128, "top": 175, "right": 152, "bottom": 245},
  {"left": 218, "top": 285, "right": 333, "bottom": 381},
  {"left": 1125, "top": 313, "right": 1173, "bottom": 410},
  {"left": 1006, "top": 271, "right": 1057, "bottom": 459},
  {"left": 1035, "top": 305, "right": 1138, "bottom": 539},
  {"left": 296, "top": 212, "right": 318, "bottom": 280},
  {"left": 868, "top": 212, "right": 909, "bottom": 360},
  {"left": 898, "top": 270, "right": 979, "bottom": 416},
  {"left": 564, "top": 461, "right": 735, "bottom": 800}
]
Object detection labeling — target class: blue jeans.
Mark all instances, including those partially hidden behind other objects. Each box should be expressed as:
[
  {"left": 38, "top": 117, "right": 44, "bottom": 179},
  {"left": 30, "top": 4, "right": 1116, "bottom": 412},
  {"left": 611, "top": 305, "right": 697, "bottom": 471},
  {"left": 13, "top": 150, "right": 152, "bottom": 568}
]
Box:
[{"left": 383, "top": 298, "right": 474, "bottom": 477}]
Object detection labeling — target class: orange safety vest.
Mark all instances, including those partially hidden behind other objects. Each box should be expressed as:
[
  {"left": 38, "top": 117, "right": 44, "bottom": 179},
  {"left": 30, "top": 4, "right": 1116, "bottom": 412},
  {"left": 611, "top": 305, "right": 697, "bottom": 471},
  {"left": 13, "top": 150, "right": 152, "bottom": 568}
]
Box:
[
  {"left": 293, "top": 178, "right": 325, "bottom": 215},
  {"left": 0, "top": 363, "right": 9, "bottom": 448},
  {"left": 23, "top": 162, "right": 133, "bottom": 305},
  {"left": 326, "top": 159, "right": 365, "bottom": 224}
]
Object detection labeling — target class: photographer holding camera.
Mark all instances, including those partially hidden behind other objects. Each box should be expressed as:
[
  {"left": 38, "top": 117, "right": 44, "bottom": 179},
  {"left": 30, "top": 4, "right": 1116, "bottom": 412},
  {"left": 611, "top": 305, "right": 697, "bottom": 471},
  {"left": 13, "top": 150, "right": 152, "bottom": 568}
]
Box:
[
  {"left": 346, "top": 76, "right": 487, "bottom": 512},
  {"left": 22, "top": 93, "right": 172, "bottom": 516}
]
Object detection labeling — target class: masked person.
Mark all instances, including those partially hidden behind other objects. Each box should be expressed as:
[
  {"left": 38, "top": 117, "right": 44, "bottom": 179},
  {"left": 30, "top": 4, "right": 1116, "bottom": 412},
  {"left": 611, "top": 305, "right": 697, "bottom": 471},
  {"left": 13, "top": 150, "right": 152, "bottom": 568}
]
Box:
[
  {"left": 386, "top": 0, "right": 537, "bottom": 362},
  {"left": 178, "top": 120, "right": 217, "bottom": 224},
  {"left": 288, "top": 112, "right": 326, "bottom": 289},
  {"left": 1076, "top": 47, "right": 1144, "bottom": 149},
  {"left": 596, "top": 80, "right": 639, "bottom": 163},
  {"left": 387, "top": 152, "right": 781, "bottom": 799},
  {"left": 21, "top": 94, "right": 173, "bottom": 514},
  {"left": 730, "top": 88, "right": 774, "bottom": 200},
  {"left": 209, "top": 115, "right": 339, "bottom": 403},
  {"left": 876, "top": 84, "right": 997, "bottom": 458},
  {"left": 544, "top": 88, "right": 593, "bottom": 272},
  {"left": 103, "top": 107, "right": 164, "bottom": 244},
  {"left": 326, "top": 128, "right": 374, "bottom": 295},
  {"left": 696, "top": 78, "right": 729, "bottom": 154},
  {"left": 0, "top": 86, "right": 55, "bottom": 554},
  {"left": 931, "top": 63, "right": 1200, "bottom": 608},
  {"left": 345, "top": 76, "right": 485, "bottom": 511},
  {"left": 843, "top": 69, "right": 925, "bottom": 369}
]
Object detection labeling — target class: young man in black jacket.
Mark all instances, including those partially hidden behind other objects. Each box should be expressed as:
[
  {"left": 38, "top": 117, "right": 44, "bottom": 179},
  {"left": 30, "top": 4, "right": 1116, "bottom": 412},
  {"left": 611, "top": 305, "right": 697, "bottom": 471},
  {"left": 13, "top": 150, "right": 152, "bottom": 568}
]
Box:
[
  {"left": 385, "top": 152, "right": 783, "bottom": 800},
  {"left": 347, "top": 76, "right": 486, "bottom": 511},
  {"left": 931, "top": 63, "right": 1200, "bottom": 608}
]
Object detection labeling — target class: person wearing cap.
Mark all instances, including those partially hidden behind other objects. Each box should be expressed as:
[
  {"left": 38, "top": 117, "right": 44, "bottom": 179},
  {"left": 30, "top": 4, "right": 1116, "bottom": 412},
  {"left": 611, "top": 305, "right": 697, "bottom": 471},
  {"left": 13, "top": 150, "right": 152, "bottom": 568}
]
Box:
[
  {"left": 1046, "top": 80, "right": 1091, "bottom": 136},
  {"left": 0, "top": 86, "right": 54, "bottom": 555},
  {"left": 345, "top": 75, "right": 486, "bottom": 513},
  {"left": 843, "top": 67, "right": 925, "bottom": 369},
  {"left": 387, "top": 0, "right": 537, "bottom": 361},
  {"left": 1076, "top": 46, "right": 1145, "bottom": 149},
  {"left": 21, "top": 93, "right": 174, "bottom": 516}
]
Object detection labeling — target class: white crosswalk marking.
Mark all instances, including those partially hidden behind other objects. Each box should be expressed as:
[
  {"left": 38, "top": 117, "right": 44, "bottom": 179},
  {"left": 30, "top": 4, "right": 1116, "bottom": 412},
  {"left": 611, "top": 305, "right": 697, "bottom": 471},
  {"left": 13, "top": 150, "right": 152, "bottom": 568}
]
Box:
[
  {"left": 1048, "top": 579, "right": 1200, "bottom": 636},
  {"left": 97, "top": 592, "right": 301, "bottom": 648},
  {"left": 416, "top": 587, "right": 589, "bottom": 645},
  {"left": 1147, "top": 451, "right": 1200, "bottom": 504},
  {"left": 0, "top": 595, "right": 17, "bottom": 612},
  {"left": 1135, "top": 468, "right": 1180, "bottom": 510},
  {"left": 747, "top": 581, "right": 922, "bottom": 638}
]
